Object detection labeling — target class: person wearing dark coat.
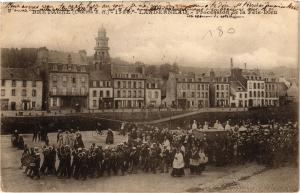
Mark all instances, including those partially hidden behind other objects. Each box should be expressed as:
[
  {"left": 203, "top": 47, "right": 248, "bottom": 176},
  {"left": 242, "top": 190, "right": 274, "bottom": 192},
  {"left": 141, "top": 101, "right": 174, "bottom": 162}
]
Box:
[
  {"left": 117, "top": 146, "right": 126, "bottom": 175},
  {"left": 128, "top": 147, "right": 139, "bottom": 174},
  {"left": 95, "top": 146, "right": 104, "bottom": 177},
  {"left": 79, "top": 151, "right": 88, "bottom": 180},
  {"left": 106, "top": 129, "right": 114, "bottom": 144},
  {"left": 30, "top": 149, "right": 41, "bottom": 180},
  {"left": 32, "top": 127, "right": 38, "bottom": 142},
  {"left": 103, "top": 147, "right": 112, "bottom": 176},
  {"left": 17, "top": 136, "right": 25, "bottom": 150},
  {"left": 48, "top": 146, "right": 56, "bottom": 175},
  {"left": 40, "top": 146, "right": 50, "bottom": 175},
  {"left": 74, "top": 133, "right": 85, "bottom": 149}
]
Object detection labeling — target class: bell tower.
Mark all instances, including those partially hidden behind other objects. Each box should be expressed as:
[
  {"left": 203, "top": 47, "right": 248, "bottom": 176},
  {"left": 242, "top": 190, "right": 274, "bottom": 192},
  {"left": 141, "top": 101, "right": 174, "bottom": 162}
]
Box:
[{"left": 94, "top": 25, "right": 110, "bottom": 70}]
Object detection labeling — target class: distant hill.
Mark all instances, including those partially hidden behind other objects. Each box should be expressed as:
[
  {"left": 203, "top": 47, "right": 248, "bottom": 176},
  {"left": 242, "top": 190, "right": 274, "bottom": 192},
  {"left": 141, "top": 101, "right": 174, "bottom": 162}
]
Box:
[
  {"left": 1, "top": 48, "right": 297, "bottom": 81},
  {"left": 1, "top": 48, "right": 38, "bottom": 68}
]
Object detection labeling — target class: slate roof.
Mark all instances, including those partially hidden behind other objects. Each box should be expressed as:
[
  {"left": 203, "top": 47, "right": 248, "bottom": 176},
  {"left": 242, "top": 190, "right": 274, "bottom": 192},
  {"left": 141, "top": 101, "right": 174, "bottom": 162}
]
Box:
[
  {"left": 90, "top": 70, "right": 111, "bottom": 81},
  {"left": 230, "top": 81, "right": 246, "bottom": 92},
  {"left": 111, "top": 63, "right": 145, "bottom": 79},
  {"left": 1, "top": 68, "right": 42, "bottom": 81},
  {"left": 47, "top": 50, "right": 88, "bottom": 65}
]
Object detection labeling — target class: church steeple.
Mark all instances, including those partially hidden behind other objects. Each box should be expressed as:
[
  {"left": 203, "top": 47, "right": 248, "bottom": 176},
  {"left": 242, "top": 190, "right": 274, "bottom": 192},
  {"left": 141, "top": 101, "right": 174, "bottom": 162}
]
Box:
[{"left": 94, "top": 25, "right": 110, "bottom": 71}]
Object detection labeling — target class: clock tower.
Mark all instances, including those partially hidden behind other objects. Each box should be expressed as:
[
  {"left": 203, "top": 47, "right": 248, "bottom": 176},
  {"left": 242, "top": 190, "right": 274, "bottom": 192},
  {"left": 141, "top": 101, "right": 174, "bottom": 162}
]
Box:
[{"left": 94, "top": 25, "right": 110, "bottom": 70}]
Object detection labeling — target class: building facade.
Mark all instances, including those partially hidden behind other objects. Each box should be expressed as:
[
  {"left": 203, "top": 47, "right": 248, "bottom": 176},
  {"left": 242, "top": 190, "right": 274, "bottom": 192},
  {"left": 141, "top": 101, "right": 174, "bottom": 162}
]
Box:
[
  {"left": 209, "top": 70, "right": 230, "bottom": 107},
  {"left": 89, "top": 72, "right": 113, "bottom": 110},
  {"left": 246, "top": 79, "right": 265, "bottom": 107},
  {"left": 264, "top": 77, "right": 279, "bottom": 106},
  {"left": 242, "top": 70, "right": 266, "bottom": 107},
  {"left": 145, "top": 78, "right": 162, "bottom": 107},
  {"left": 48, "top": 63, "right": 89, "bottom": 110},
  {"left": 163, "top": 72, "right": 177, "bottom": 107},
  {"left": 88, "top": 26, "right": 113, "bottom": 110},
  {"left": 175, "top": 73, "right": 210, "bottom": 109},
  {"left": 287, "top": 82, "right": 298, "bottom": 103},
  {"left": 0, "top": 68, "right": 43, "bottom": 111},
  {"left": 112, "top": 63, "right": 146, "bottom": 109},
  {"left": 36, "top": 48, "right": 89, "bottom": 111},
  {"left": 229, "top": 81, "right": 248, "bottom": 107}
]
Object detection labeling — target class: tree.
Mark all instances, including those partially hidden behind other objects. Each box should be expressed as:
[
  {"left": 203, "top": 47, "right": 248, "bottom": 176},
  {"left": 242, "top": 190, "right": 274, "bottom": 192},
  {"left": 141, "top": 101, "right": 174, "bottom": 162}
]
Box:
[
  {"left": 172, "top": 62, "right": 179, "bottom": 73},
  {"left": 1, "top": 48, "right": 38, "bottom": 68},
  {"left": 145, "top": 65, "right": 157, "bottom": 76},
  {"left": 159, "top": 63, "right": 173, "bottom": 80}
]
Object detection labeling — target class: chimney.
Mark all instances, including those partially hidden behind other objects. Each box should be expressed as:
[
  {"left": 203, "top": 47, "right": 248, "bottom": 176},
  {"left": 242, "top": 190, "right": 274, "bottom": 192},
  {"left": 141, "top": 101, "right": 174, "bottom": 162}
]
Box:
[
  {"left": 230, "top": 58, "right": 233, "bottom": 69},
  {"left": 244, "top": 63, "right": 247, "bottom": 69}
]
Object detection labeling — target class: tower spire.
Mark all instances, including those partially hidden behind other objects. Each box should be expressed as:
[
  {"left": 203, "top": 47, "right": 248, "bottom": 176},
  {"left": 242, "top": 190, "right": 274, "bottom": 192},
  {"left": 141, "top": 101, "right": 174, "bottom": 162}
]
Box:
[{"left": 94, "top": 25, "right": 110, "bottom": 70}]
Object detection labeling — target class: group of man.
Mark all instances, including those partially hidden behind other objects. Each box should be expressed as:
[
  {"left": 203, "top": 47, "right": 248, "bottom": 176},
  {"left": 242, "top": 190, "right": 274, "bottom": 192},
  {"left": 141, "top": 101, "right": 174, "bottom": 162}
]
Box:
[
  {"left": 203, "top": 120, "right": 298, "bottom": 167},
  {"left": 17, "top": 119, "right": 297, "bottom": 180}
]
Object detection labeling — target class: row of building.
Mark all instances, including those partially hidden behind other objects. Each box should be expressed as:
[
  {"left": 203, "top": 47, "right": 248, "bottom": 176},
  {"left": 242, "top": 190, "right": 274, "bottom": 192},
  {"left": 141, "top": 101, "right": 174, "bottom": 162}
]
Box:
[{"left": 0, "top": 27, "right": 297, "bottom": 111}]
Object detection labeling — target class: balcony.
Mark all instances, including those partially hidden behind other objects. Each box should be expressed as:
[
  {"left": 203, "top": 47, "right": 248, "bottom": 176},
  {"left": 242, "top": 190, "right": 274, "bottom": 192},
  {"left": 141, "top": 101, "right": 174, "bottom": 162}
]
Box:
[{"left": 49, "top": 90, "right": 88, "bottom": 96}]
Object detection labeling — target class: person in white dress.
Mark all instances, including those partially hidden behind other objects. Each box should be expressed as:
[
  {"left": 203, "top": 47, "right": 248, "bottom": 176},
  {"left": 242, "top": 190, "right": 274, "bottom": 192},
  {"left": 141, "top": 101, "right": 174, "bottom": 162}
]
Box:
[
  {"left": 213, "top": 120, "right": 219, "bottom": 129},
  {"left": 218, "top": 122, "right": 224, "bottom": 130},
  {"left": 203, "top": 121, "right": 209, "bottom": 130},
  {"left": 225, "top": 121, "right": 231, "bottom": 130},
  {"left": 198, "top": 148, "right": 208, "bottom": 173},
  {"left": 171, "top": 148, "right": 185, "bottom": 177},
  {"left": 192, "top": 120, "right": 197, "bottom": 130}
]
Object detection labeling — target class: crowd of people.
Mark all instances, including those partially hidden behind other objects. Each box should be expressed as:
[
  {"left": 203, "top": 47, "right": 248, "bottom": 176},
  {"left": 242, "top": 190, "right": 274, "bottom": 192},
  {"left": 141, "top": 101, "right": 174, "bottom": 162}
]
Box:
[{"left": 12, "top": 119, "right": 298, "bottom": 180}]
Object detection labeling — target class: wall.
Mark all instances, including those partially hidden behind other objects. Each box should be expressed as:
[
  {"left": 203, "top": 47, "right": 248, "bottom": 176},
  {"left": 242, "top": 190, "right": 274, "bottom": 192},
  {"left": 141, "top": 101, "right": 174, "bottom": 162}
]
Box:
[
  {"left": 145, "top": 89, "right": 161, "bottom": 107},
  {"left": 89, "top": 87, "right": 113, "bottom": 109},
  {"left": 48, "top": 72, "right": 89, "bottom": 96},
  {"left": 0, "top": 80, "right": 43, "bottom": 110}
]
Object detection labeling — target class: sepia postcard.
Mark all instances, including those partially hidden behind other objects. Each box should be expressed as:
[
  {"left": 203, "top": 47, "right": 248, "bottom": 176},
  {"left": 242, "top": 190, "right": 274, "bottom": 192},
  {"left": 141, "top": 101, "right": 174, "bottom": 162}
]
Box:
[{"left": 0, "top": 0, "right": 299, "bottom": 192}]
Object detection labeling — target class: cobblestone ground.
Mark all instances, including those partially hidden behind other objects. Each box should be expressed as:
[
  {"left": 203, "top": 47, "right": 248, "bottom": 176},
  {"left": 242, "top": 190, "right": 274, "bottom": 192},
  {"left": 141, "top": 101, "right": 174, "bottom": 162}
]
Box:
[
  {"left": 1, "top": 132, "right": 298, "bottom": 192},
  {"left": 221, "top": 166, "right": 299, "bottom": 192}
]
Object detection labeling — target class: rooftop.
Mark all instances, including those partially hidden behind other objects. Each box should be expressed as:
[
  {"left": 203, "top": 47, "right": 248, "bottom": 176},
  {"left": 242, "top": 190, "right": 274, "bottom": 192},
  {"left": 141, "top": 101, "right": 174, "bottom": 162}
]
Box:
[
  {"left": 90, "top": 70, "right": 111, "bottom": 81},
  {"left": 1, "top": 68, "right": 42, "bottom": 81},
  {"left": 230, "top": 81, "right": 247, "bottom": 92},
  {"left": 111, "top": 63, "right": 145, "bottom": 79},
  {"left": 39, "top": 48, "right": 88, "bottom": 65}
]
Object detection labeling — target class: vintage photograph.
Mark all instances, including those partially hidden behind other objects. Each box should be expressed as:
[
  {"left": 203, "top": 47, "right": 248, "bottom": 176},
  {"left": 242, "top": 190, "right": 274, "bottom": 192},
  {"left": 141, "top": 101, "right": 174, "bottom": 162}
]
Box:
[{"left": 0, "top": 1, "right": 299, "bottom": 192}]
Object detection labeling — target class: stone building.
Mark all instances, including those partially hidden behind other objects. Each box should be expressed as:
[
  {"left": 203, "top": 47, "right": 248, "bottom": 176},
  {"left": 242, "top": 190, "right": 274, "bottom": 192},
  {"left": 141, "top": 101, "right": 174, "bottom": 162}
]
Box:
[
  {"left": 111, "top": 63, "right": 146, "bottom": 109},
  {"left": 163, "top": 72, "right": 177, "bottom": 107},
  {"left": 89, "top": 71, "right": 113, "bottom": 109},
  {"left": 176, "top": 73, "right": 210, "bottom": 109},
  {"left": 287, "top": 82, "right": 298, "bottom": 103},
  {"left": 264, "top": 76, "right": 279, "bottom": 106},
  {"left": 209, "top": 70, "right": 230, "bottom": 107},
  {"left": 229, "top": 81, "right": 248, "bottom": 107},
  {"left": 243, "top": 71, "right": 265, "bottom": 107},
  {"left": 36, "top": 48, "right": 89, "bottom": 111},
  {"left": 0, "top": 68, "right": 43, "bottom": 111},
  {"left": 145, "top": 77, "right": 162, "bottom": 107},
  {"left": 88, "top": 26, "right": 113, "bottom": 110},
  {"left": 277, "top": 82, "right": 289, "bottom": 105}
]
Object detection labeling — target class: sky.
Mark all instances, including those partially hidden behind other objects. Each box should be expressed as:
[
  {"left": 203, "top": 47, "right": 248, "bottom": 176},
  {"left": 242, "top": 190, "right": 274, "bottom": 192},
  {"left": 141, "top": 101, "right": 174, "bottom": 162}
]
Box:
[{"left": 1, "top": 1, "right": 298, "bottom": 69}]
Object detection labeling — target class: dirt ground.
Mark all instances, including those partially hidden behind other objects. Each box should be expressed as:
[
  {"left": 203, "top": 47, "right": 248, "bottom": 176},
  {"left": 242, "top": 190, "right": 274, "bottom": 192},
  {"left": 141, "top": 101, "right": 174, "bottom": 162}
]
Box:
[{"left": 1, "top": 131, "right": 298, "bottom": 192}]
